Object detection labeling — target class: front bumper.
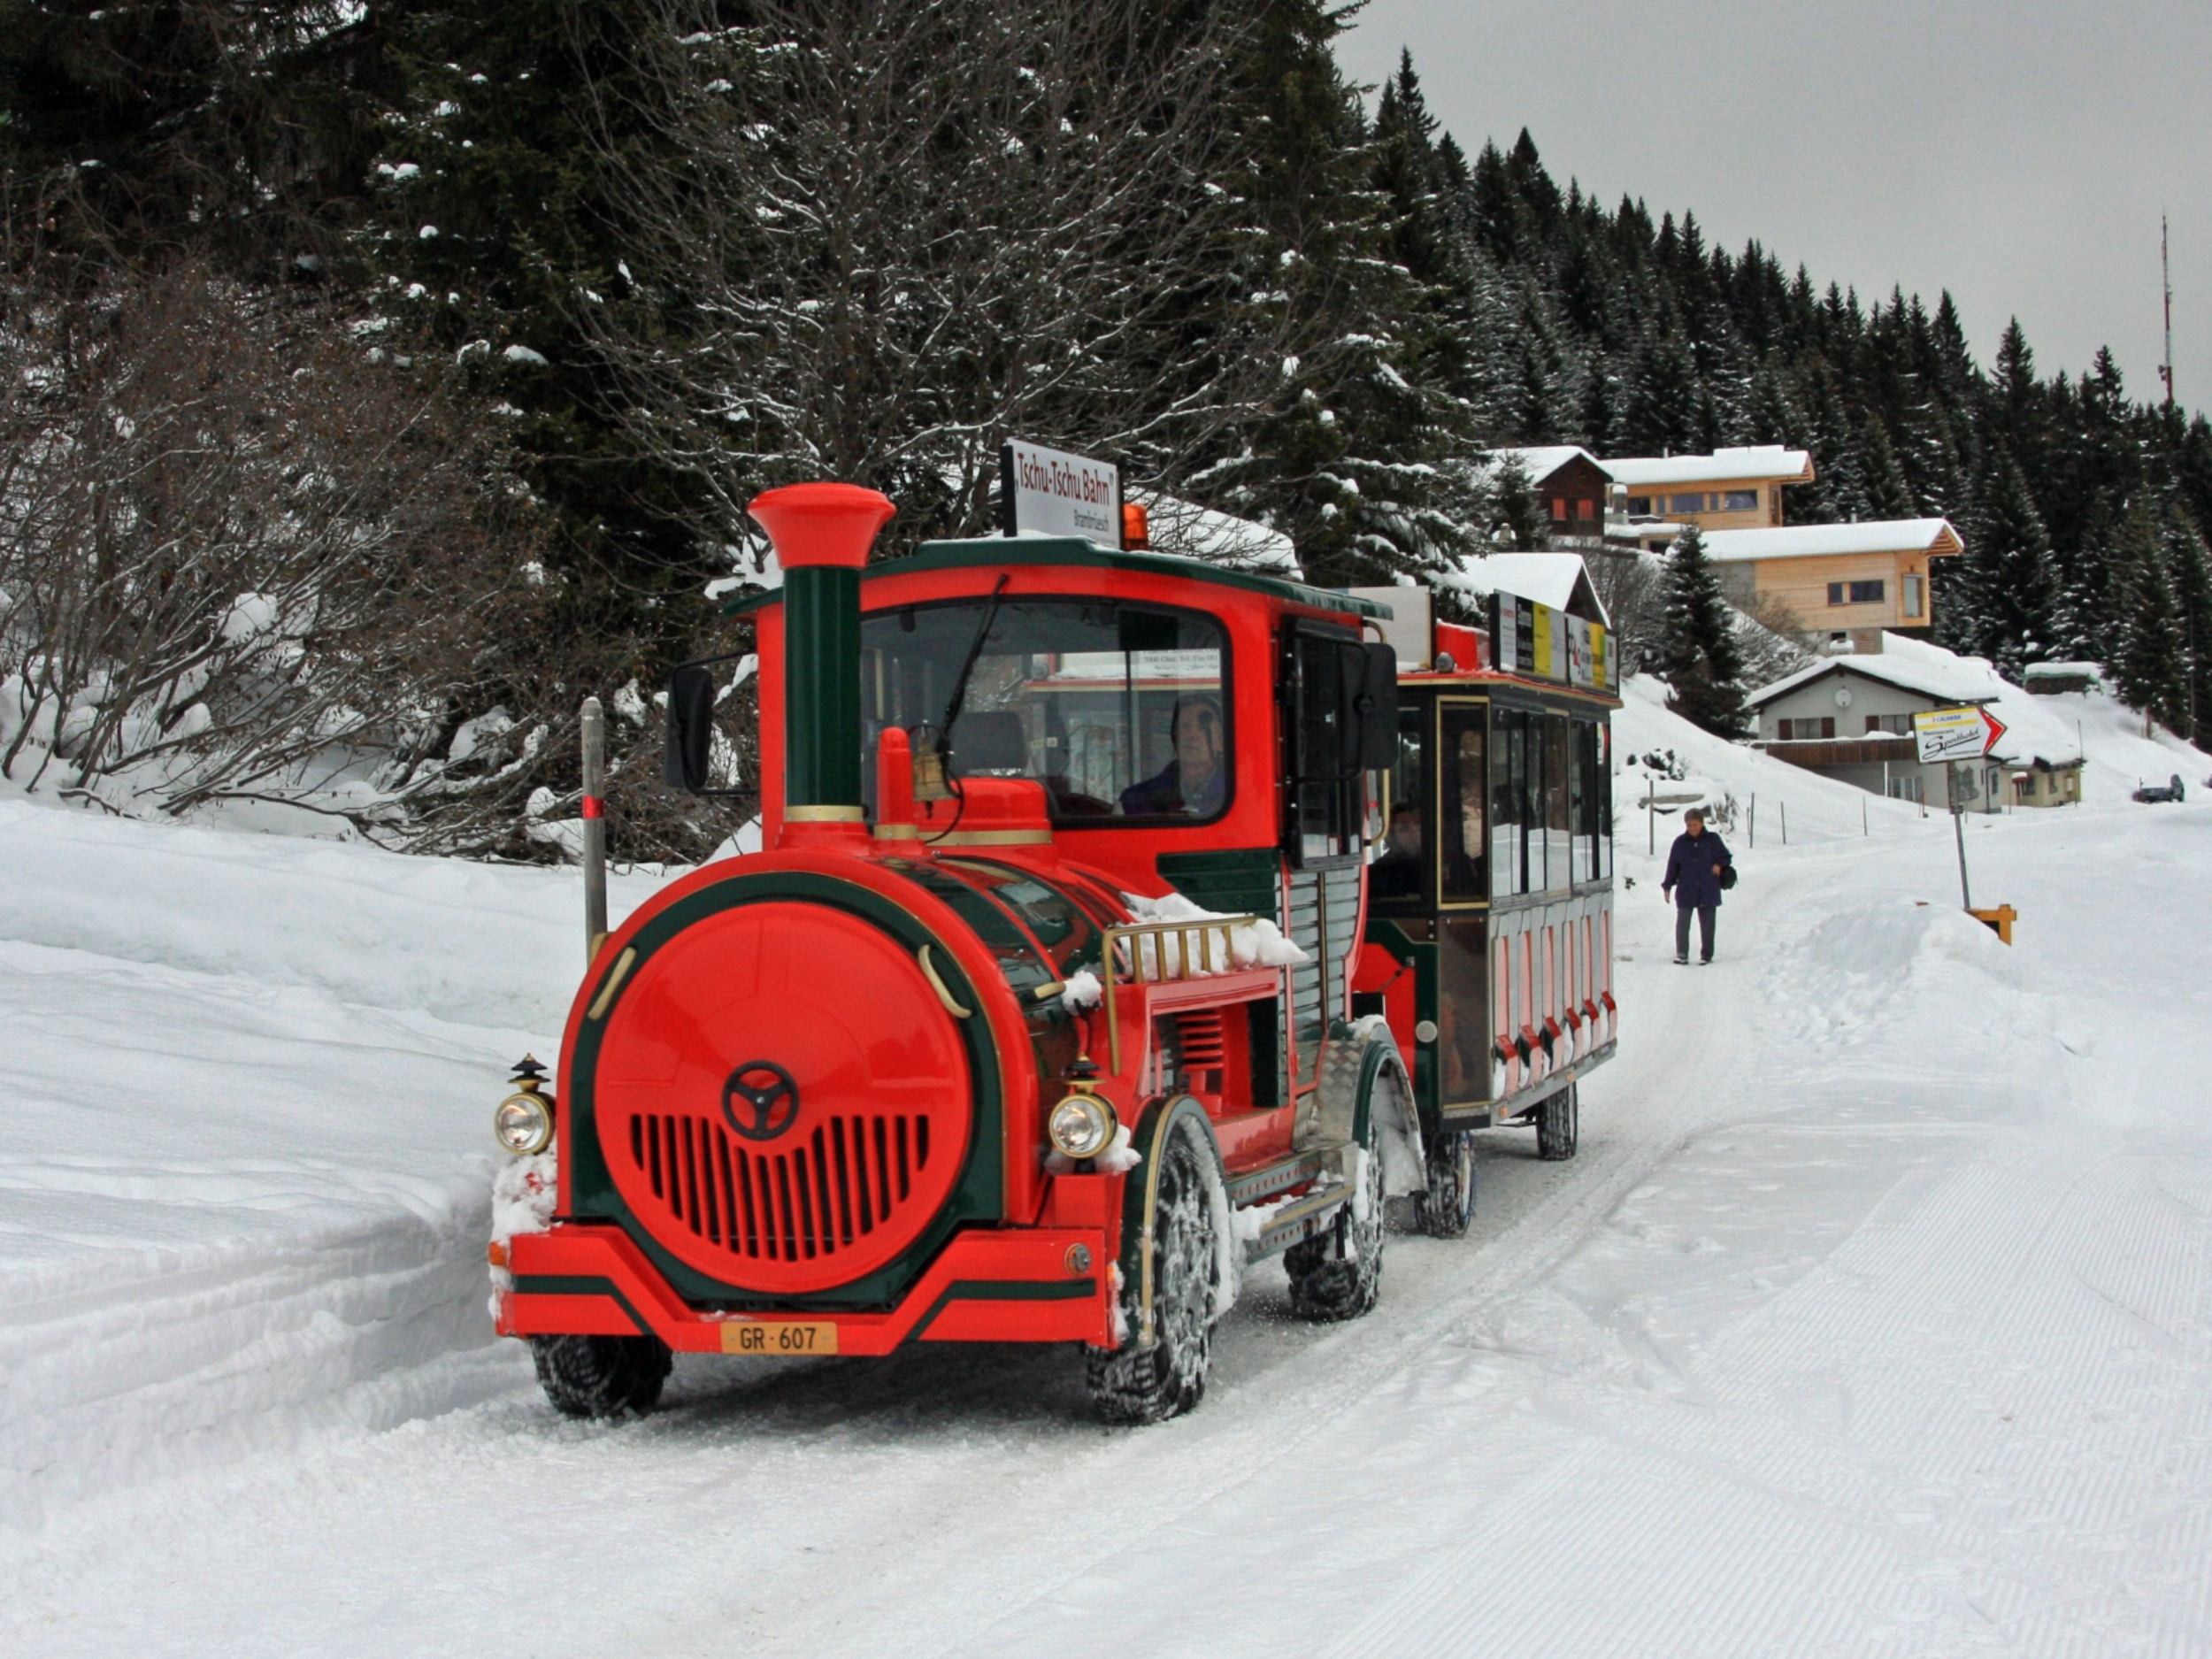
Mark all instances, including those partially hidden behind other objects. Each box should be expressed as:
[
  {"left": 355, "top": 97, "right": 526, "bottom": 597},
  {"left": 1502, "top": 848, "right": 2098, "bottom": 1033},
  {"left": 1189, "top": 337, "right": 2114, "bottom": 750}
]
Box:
[{"left": 495, "top": 1219, "right": 1114, "bottom": 1354}]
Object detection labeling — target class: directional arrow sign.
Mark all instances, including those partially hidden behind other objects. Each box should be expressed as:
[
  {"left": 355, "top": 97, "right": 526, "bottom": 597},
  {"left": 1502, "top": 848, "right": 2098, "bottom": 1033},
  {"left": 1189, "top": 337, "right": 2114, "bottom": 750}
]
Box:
[{"left": 1912, "top": 703, "right": 2008, "bottom": 765}]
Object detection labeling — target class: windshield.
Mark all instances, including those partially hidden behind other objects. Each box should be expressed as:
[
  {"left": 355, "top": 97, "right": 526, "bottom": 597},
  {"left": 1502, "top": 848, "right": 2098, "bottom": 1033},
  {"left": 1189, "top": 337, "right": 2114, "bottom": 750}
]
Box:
[{"left": 859, "top": 597, "right": 1230, "bottom": 822}]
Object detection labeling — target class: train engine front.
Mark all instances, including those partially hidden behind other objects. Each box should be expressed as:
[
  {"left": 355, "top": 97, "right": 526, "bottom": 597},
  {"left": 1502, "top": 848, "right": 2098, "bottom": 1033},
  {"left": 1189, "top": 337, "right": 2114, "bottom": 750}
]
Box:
[{"left": 493, "top": 472, "right": 1425, "bottom": 1424}]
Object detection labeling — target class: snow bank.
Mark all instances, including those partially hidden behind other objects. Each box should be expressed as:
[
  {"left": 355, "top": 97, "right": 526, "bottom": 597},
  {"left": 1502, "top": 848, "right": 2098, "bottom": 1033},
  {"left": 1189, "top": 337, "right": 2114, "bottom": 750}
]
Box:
[{"left": 0, "top": 792, "right": 669, "bottom": 1525}]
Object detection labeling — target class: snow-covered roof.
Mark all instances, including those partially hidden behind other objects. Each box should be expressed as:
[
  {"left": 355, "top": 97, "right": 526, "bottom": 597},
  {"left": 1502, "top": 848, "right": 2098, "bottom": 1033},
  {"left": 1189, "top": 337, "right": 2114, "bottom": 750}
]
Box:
[
  {"left": 1602, "top": 446, "right": 1816, "bottom": 488},
  {"left": 1472, "top": 445, "right": 1609, "bottom": 487},
  {"left": 1751, "top": 634, "right": 2083, "bottom": 767},
  {"left": 1750, "top": 650, "right": 1989, "bottom": 711},
  {"left": 1606, "top": 518, "right": 1688, "bottom": 543},
  {"left": 1701, "top": 518, "right": 1964, "bottom": 564},
  {"left": 1445, "top": 552, "right": 1610, "bottom": 630},
  {"left": 1133, "top": 491, "right": 1299, "bottom": 576}
]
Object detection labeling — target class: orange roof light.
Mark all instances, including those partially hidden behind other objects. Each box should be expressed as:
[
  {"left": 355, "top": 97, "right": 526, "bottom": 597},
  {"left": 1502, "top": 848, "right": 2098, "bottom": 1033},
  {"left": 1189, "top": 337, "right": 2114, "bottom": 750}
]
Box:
[{"left": 1121, "top": 501, "right": 1150, "bottom": 550}]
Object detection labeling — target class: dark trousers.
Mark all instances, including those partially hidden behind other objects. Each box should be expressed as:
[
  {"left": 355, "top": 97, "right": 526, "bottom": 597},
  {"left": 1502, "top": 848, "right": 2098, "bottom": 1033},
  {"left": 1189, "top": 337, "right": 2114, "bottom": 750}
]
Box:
[{"left": 1676, "top": 902, "right": 1717, "bottom": 961}]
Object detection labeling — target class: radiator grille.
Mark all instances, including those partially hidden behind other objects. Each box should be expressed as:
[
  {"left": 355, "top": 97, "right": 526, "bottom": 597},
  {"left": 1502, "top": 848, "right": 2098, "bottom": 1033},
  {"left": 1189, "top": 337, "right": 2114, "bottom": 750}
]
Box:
[
  {"left": 1174, "top": 1009, "right": 1228, "bottom": 1094},
  {"left": 624, "top": 1110, "right": 933, "bottom": 1265}
]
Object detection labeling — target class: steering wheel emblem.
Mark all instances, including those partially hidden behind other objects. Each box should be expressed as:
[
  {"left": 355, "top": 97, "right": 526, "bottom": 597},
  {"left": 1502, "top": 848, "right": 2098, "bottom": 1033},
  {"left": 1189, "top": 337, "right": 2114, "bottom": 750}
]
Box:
[{"left": 721, "top": 1060, "right": 801, "bottom": 1142}]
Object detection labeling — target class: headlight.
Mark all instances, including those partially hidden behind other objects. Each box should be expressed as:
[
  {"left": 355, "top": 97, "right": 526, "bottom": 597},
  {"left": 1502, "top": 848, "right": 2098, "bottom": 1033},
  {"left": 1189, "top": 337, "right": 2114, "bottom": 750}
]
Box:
[
  {"left": 1047, "top": 1093, "right": 1117, "bottom": 1161},
  {"left": 495, "top": 1091, "right": 553, "bottom": 1156}
]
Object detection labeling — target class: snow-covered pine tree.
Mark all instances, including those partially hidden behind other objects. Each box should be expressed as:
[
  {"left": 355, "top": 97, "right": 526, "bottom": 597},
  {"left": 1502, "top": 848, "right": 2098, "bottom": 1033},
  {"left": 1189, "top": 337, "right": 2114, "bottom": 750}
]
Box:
[
  {"left": 2052, "top": 491, "right": 2120, "bottom": 663},
  {"left": 1622, "top": 333, "right": 1700, "bottom": 456},
  {"left": 1656, "top": 525, "right": 1750, "bottom": 739},
  {"left": 2108, "top": 500, "right": 2189, "bottom": 733},
  {"left": 1487, "top": 453, "right": 1549, "bottom": 549},
  {"left": 2157, "top": 504, "right": 2212, "bottom": 745},
  {"left": 1959, "top": 449, "right": 2061, "bottom": 678}
]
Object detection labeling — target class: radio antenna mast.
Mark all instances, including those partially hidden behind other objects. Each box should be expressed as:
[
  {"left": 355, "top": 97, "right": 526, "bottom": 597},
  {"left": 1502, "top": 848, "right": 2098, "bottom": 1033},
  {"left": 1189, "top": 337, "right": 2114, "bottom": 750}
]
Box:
[{"left": 2160, "top": 214, "right": 2176, "bottom": 409}]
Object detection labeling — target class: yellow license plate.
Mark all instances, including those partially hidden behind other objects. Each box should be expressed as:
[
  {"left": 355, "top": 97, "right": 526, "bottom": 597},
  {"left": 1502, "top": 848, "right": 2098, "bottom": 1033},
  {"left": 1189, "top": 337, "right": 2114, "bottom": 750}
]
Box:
[{"left": 719, "top": 1320, "right": 839, "bottom": 1356}]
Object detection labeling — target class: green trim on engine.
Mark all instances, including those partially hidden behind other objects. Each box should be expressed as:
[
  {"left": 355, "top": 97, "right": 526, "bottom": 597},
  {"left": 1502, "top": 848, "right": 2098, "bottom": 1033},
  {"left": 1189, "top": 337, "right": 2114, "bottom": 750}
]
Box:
[
  {"left": 566, "top": 871, "right": 1005, "bottom": 1312},
  {"left": 782, "top": 565, "right": 863, "bottom": 810}
]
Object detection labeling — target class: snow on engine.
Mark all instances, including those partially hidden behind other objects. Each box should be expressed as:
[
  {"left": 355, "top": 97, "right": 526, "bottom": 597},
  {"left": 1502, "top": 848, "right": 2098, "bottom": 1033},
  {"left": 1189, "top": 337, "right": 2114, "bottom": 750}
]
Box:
[{"left": 488, "top": 475, "right": 1620, "bottom": 1423}]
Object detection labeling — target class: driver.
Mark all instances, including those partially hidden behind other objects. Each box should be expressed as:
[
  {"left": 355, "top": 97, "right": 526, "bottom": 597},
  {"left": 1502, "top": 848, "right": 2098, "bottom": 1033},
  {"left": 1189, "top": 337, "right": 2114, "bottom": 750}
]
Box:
[
  {"left": 1120, "top": 695, "right": 1226, "bottom": 816},
  {"left": 1369, "top": 803, "right": 1423, "bottom": 899}
]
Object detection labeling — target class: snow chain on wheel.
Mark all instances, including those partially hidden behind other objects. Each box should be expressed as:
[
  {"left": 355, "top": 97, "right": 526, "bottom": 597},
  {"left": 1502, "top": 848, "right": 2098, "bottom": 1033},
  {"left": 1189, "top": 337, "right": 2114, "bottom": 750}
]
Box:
[
  {"left": 1537, "top": 1084, "right": 1578, "bottom": 1162},
  {"left": 1416, "top": 1126, "right": 1478, "bottom": 1239},
  {"left": 1087, "top": 1118, "right": 1221, "bottom": 1425},
  {"left": 531, "top": 1333, "right": 672, "bottom": 1419},
  {"left": 1285, "top": 1107, "right": 1386, "bottom": 1322}
]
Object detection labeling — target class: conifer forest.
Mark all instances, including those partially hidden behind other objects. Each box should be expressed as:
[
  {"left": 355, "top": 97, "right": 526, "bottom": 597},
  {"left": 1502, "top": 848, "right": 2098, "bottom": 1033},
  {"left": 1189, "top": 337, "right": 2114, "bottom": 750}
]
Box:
[{"left": 5, "top": 0, "right": 2208, "bottom": 856}]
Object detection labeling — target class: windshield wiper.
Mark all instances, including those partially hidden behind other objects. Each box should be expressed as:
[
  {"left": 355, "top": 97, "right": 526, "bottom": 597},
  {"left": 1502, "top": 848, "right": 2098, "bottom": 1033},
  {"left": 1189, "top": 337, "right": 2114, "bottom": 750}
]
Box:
[{"left": 932, "top": 574, "right": 1010, "bottom": 775}]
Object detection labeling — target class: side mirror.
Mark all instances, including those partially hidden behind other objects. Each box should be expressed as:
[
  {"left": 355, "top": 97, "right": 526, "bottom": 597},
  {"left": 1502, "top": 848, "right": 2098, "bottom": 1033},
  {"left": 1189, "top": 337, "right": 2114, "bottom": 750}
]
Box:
[
  {"left": 1352, "top": 641, "right": 1398, "bottom": 771},
  {"left": 664, "top": 663, "right": 716, "bottom": 792}
]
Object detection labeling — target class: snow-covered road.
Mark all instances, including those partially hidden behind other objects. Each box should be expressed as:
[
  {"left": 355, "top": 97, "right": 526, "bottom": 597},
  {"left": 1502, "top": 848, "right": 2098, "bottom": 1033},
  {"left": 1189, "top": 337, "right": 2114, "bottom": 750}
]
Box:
[{"left": 7, "top": 688, "right": 2212, "bottom": 1658}]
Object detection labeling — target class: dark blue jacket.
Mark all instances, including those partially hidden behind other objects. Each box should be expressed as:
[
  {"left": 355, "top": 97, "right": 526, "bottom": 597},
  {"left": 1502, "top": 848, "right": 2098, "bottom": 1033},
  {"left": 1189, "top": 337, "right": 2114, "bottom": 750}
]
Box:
[{"left": 1663, "top": 830, "right": 1733, "bottom": 908}]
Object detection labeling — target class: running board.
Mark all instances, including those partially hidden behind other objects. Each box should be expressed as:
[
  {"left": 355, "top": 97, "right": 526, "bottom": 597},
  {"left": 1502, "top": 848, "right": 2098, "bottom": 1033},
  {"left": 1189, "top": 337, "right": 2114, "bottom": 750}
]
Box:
[{"left": 1228, "top": 1145, "right": 1353, "bottom": 1263}]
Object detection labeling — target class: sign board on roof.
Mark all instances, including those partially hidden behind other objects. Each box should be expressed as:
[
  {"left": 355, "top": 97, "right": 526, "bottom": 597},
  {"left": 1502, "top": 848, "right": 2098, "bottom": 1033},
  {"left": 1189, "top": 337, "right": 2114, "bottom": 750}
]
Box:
[
  {"left": 1487, "top": 590, "right": 1613, "bottom": 693},
  {"left": 1912, "top": 704, "right": 2008, "bottom": 764},
  {"left": 999, "top": 439, "right": 1122, "bottom": 543}
]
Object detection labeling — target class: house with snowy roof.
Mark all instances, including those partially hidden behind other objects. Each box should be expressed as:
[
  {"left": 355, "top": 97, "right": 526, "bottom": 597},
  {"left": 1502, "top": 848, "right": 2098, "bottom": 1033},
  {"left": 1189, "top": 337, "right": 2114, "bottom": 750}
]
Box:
[
  {"left": 1473, "top": 446, "right": 1617, "bottom": 543},
  {"left": 1444, "top": 550, "right": 1611, "bottom": 625},
  {"left": 1700, "top": 518, "right": 1964, "bottom": 653},
  {"left": 1748, "top": 634, "right": 2082, "bottom": 810},
  {"left": 1603, "top": 446, "right": 1815, "bottom": 534}
]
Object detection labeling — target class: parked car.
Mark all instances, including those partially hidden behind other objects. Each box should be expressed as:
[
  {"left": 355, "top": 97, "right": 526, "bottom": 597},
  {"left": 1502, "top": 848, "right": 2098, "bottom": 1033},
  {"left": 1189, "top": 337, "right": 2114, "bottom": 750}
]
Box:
[{"left": 2132, "top": 773, "right": 2185, "bottom": 803}]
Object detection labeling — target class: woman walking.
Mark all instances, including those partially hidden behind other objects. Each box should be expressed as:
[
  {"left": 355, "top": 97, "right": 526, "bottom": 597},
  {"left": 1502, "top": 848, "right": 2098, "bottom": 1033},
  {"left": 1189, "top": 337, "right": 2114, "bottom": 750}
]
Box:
[{"left": 1661, "top": 807, "right": 1734, "bottom": 964}]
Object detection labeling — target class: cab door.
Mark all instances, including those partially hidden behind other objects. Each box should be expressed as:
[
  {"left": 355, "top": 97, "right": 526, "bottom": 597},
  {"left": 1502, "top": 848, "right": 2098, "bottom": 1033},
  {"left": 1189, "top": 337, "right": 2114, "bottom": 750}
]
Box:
[{"left": 1359, "top": 695, "right": 1493, "bottom": 1119}]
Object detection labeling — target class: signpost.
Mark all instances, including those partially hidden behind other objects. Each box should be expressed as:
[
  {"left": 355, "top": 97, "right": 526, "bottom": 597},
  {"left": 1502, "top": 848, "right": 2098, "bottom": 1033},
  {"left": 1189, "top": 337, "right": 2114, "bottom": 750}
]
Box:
[
  {"left": 1911, "top": 703, "right": 2007, "bottom": 766},
  {"left": 999, "top": 438, "right": 1122, "bottom": 543},
  {"left": 1912, "top": 704, "right": 2008, "bottom": 910}
]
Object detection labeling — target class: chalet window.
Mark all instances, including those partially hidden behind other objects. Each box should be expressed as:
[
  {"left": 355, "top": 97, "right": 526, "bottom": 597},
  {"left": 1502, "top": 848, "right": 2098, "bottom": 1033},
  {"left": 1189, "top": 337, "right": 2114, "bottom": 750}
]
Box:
[
  {"left": 1669, "top": 492, "right": 1706, "bottom": 515},
  {"left": 1904, "top": 573, "right": 1924, "bottom": 618},
  {"left": 1863, "top": 713, "right": 1912, "bottom": 735},
  {"left": 1778, "top": 717, "right": 1835, "bottom": 741},
  {"left": 1624, "top": 495, "right": 1652, "bottom": 516},
  {"left": 1576, "top": 498, "right": 1597, "bottom": 520},
  {"left": 1825, "top": 580, "right": 1886, "bottom": 606},
  {"left": 1723, "top": 489, "right": 1758, "bottom": 511},
  {"left": 1550, "top": 496, "right": 1569, "bottom": 521}
]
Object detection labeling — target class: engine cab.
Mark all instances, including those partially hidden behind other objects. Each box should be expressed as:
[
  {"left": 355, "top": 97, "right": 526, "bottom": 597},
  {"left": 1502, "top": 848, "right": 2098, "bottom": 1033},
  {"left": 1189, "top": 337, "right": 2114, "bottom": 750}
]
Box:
[{"left": 491, "top": 479, "right": 1618, "bottom": 1425}]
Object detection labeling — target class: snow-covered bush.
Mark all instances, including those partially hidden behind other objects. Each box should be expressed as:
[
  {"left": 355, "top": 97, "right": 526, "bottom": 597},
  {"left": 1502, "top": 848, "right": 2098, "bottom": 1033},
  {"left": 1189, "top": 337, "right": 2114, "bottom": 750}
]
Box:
[{"left": 0, "top": 265, "right": 558, "bottom": 843}]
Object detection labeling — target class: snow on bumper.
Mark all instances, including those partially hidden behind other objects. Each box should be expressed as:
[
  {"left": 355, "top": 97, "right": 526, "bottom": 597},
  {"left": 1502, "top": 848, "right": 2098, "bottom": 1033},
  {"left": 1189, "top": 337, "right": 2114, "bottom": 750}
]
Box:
[{"left": 495, "top": 1220, "right": 1115, "bottom": 1354}]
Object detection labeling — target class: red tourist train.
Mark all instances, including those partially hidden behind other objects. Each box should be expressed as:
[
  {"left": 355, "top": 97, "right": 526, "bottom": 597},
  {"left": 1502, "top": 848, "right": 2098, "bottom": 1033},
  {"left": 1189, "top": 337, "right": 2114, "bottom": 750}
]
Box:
[{"left": 488, "top": 479, "right": 1619, "bottom": 1422}]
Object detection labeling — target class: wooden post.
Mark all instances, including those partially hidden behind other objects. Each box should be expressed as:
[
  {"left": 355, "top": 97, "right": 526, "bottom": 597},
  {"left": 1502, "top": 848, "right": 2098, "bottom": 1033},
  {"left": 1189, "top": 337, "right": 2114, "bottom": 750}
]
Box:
[
  {"left": 1748, "top": 794, "right": 1755, "bottom": 848},
  {"left": 582, "top": 697, "right": 608, "bottom": 961},
  {"left": 1781, "top": 800, "right": 1787, "bottom": 845}
]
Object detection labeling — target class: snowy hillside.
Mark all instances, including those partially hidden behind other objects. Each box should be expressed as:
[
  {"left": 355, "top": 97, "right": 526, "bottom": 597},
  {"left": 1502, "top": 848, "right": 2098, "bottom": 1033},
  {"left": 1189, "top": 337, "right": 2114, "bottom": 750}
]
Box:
[{"left": 5, "top": 691, "right": 2212, "bottom": 1657}]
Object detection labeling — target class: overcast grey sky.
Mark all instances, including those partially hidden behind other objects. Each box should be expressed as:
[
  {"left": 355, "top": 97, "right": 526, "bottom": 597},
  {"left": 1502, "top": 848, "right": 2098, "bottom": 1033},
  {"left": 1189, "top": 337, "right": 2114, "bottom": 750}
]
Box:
[{"left": 1335, "top": 0, "right": 2212, "bottom": 416}]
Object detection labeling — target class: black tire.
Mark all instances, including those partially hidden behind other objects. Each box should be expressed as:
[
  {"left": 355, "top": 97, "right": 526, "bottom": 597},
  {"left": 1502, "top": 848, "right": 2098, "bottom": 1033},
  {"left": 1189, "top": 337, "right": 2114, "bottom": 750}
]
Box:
[
  {"left": 1536, "top": 1084, "right": 1578, "bottom": 1162},
  {"left": 1087, "top": 1119, "right": 1221, "bottom": 1425},
  {"left": 1285, "top": 1122, "right": 1386, "bottom": 1321},
  {"left": 1415, "top": 1126, "right": 1478, "bottom": 1239},
  {"left": 531, "top": 1333, "right": 672, "bottom": 1420}
]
